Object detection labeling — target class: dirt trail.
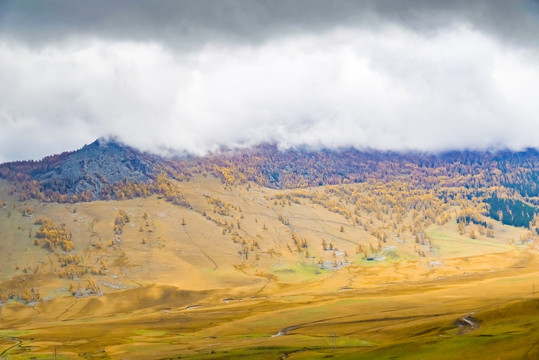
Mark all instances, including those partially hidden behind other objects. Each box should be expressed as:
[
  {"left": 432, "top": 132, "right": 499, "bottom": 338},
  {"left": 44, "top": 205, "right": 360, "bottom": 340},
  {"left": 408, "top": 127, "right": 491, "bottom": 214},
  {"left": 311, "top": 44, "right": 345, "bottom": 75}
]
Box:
[
  {"left": 271, "top": 311, "right": 453, "bottom": 338},
  {"left": 0, "top": 338, "right": 22, "bottom": 357},
  {"left": 183, "top": 227, "right": 218, "bottom": 271}
]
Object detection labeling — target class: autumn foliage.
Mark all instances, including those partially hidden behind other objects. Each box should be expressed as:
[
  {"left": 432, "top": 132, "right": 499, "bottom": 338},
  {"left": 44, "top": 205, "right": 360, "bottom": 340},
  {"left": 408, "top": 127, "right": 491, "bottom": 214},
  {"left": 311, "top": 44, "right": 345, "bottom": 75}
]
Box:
[
  {"left": 1, "top": 143, "right": 539, "bottom": 231},
  {"left": 34, "top": 218, "right": 74, "bottom": 252}
]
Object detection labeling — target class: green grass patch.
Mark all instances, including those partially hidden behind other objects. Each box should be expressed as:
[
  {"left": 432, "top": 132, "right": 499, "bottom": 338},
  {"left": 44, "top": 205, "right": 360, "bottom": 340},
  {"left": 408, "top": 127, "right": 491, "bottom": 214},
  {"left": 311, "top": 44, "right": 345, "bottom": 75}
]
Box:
[
  {"left": 272, "top": 263, "right": 330, "bottom": 282},
  {"left": 0, "top": 329, "right": 32, "bottom": 337},
  {"left": 427, "top": 227, "right": 510, "bottom": 256}
]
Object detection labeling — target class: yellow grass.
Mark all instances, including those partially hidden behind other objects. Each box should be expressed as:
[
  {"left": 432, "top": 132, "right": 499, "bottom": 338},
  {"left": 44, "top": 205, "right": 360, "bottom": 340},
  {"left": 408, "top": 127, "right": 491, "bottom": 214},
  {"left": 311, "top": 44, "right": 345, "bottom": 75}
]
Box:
[{"left": 0, "top": 178, "right": 538, "bottom": 359}]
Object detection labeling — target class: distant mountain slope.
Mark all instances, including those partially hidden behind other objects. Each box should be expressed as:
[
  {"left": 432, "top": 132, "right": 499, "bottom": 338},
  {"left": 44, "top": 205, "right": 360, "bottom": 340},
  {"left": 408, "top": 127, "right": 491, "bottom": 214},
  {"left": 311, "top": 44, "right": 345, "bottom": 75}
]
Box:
[
  {"left": 0, "top": 138, "right": 159, "bottom": 201},
  {"left": 199, "top": 145, "right": 539, "bottom": 196},
  {"left": 2, "top": 140, "right": 539, "bottom": 216},
  {"left": 34, "top": 138, "right": 156, "bottom": 192}
]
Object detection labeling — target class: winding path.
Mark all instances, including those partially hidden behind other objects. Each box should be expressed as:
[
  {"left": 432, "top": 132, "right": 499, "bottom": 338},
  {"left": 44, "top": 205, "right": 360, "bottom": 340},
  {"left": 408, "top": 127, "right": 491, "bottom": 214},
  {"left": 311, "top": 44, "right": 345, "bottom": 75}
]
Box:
[
  {"left": 183, "top": 227, "right": 218, "bottom": 271},
  {"left": 0, "top": 338, "right": 22, "bottom": 357}
]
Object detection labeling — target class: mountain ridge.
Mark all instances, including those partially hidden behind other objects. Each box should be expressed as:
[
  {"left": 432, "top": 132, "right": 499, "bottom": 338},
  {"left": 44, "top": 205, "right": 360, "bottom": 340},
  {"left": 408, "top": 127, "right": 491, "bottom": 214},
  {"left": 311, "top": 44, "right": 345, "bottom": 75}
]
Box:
[{"left": 2, "top": 138, "right": 539, "bottom": 203}]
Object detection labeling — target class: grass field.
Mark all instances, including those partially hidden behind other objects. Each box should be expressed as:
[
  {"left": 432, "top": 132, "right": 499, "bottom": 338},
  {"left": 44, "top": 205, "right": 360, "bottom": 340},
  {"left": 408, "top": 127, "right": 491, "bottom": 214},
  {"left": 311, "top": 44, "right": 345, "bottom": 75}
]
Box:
[{"left": 1, "top": 178, "right": 538, "bottom": 359}]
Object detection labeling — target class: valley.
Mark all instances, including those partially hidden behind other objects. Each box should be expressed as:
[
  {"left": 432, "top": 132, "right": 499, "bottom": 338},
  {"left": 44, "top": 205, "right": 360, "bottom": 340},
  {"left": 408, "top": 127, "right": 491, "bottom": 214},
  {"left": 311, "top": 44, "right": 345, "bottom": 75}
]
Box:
[
  {"left": 0, "top": 143, "right": 538, "bottom": 359},
  {"left": 3, "top": 2, "right": 539, "bottom": 358}
]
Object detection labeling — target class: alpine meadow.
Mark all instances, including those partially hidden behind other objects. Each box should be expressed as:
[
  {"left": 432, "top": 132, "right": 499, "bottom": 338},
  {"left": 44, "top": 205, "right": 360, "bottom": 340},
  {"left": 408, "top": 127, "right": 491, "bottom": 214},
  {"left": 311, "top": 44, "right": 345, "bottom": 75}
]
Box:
[{"left": 1, "top": 1, "right": 539, "bottom": 359}]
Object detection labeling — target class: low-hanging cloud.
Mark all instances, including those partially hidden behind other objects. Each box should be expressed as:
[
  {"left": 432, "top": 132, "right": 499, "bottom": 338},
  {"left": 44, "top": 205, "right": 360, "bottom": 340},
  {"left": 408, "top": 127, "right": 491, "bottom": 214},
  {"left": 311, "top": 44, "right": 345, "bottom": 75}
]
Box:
[{"left": 1, "top": 23, "right": 539, "bottom": 162}]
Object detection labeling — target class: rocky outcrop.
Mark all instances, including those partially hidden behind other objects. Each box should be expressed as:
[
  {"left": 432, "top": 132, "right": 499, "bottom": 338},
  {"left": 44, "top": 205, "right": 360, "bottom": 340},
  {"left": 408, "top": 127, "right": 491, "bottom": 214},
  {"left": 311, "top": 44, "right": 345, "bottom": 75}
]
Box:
[
  {"left": 34, "top": 138, "right": 156, "bottom": 196},
  {"left": 0, "top": 137, "right": 159, "bottom": 200}
]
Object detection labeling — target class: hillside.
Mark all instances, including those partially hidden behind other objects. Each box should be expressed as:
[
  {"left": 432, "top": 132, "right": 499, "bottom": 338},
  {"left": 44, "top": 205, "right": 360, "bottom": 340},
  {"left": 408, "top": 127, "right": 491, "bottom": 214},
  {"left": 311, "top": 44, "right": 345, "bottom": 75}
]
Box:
[
  {"left": 0, "top": 142, "right": 538, "bottom": 359},
  {"left": 2, "top": 139, "right": 539, "bottom": 227}
]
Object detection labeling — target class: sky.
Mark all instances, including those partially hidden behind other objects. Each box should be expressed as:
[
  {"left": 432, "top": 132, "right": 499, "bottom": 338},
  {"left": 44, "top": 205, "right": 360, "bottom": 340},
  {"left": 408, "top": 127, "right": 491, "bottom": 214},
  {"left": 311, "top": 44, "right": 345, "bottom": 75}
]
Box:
[{"left": 1, "top": 0, "right": 539, "bottom": 162}]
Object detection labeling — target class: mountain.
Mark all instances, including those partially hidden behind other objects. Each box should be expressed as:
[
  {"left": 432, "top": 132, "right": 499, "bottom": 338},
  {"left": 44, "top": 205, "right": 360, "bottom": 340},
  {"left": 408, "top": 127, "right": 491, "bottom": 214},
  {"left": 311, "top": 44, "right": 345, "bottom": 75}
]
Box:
[
  {"left": 1, "top": 140, "right": 539, "bottom": 224},
  {"left": 0, "top": 138, "right": 159, "bottom": 201},
  {"left": 39, "top": 138, "right": 157, "bottom": 192}
]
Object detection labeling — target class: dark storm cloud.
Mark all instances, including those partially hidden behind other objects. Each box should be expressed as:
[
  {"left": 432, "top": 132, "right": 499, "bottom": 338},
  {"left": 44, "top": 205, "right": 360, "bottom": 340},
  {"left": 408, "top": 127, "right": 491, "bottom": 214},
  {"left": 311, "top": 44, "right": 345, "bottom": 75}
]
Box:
[{"left": 1, "top": 0, "right": 538, "bottom": 50}]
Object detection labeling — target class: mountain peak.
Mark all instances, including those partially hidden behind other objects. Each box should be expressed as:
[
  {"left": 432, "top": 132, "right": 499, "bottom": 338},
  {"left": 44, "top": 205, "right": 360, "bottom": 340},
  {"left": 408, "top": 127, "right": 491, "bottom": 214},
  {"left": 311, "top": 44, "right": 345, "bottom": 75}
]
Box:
[
  {"left": 0, "top": 138, "right": 158, "bottom": 201},
  {"left": 89, "top": 136, "right": 125, "bottom": 148},
  {"left": 46, "top": 138, "right": 156, "bottom": 197}
]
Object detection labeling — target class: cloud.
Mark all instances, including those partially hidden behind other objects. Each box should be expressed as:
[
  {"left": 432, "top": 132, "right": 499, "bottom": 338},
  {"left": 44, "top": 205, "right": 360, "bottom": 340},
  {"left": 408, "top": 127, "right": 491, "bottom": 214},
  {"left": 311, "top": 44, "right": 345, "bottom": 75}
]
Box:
[
  {"left": 1, "top": 1, "right": 538, "bottom": 50},
  {"left": 1, "top": 23, "right": 539, "bottom": 162}
]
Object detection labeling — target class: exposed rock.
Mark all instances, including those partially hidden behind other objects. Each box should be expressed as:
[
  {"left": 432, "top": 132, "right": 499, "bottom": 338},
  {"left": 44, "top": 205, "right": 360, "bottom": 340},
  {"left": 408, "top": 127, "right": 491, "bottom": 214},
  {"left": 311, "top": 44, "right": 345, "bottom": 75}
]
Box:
[
  {"left": 37, "top": 138, "right": 156, "bottom": 195},
  {"left": 0, "top": 137, "right": 160, "bottom": 200},
  {"left": 454, "top": 314, "right": 481, "bottom": 334}
]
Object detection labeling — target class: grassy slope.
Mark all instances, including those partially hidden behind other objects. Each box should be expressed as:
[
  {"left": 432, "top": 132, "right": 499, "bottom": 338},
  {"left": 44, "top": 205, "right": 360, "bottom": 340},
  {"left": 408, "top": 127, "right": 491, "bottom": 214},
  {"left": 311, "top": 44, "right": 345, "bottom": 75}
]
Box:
[{"left": 0, "top": 178, "right": 538, "bottom": 359}]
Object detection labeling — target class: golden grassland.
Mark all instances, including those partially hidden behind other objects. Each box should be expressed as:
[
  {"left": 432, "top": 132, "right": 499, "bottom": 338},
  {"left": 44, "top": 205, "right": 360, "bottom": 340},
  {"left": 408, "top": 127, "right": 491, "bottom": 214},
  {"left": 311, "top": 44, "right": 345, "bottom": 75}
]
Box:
[{"left": 0, "top": 177, "right": 538, "bottom": 359}]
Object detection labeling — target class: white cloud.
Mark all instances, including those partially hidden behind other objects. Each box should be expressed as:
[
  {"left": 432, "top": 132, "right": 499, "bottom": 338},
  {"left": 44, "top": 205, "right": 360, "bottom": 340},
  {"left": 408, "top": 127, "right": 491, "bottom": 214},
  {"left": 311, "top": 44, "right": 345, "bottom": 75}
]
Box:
[{"left": 1, "top": 25, "right": 539, "bottom": 162}]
